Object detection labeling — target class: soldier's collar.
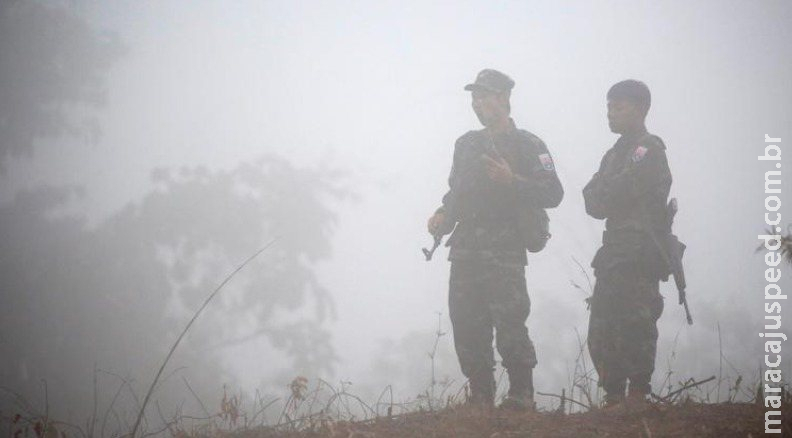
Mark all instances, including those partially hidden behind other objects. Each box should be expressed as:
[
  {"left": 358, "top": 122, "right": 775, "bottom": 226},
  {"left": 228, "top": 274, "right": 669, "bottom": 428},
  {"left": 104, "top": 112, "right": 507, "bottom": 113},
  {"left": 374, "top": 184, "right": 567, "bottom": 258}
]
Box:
[
  {"left": 620, "top": 126, "right": 648, "bottom": 142},
  {"left": 486, "top": 118, "right": 518, "bottom": 139},
  {"left": 616, "top": 127, "right": 648, "bottom": 147}
]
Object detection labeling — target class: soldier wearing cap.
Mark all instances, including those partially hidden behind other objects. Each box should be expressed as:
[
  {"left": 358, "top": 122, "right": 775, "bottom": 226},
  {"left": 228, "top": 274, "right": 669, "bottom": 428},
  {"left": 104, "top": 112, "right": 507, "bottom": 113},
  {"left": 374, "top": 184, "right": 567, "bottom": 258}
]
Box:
[
  {"left": 427, "top": 69, "right": 563, "bottom": 409},
  {"left": 583, "top": 79, "right": 674, "bottom": 408}
]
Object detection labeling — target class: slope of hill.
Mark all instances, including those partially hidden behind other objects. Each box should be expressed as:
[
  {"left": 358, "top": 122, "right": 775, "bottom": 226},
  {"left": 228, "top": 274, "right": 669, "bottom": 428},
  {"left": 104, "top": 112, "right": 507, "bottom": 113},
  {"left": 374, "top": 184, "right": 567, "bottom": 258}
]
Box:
[{"left": 227, "top": 401, "right": 784, "bottom": 438}]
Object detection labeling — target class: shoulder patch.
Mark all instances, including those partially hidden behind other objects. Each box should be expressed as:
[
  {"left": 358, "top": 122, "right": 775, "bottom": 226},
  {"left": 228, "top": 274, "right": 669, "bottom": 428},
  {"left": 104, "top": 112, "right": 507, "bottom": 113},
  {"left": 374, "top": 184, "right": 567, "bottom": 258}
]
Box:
[
  {"left": 632, "top": 146, "right": 648, "bottom": 163},
  {"left": 639, "top": 133, "right": 667, "bottom": 150},
  {"left": 538, "top": 153, "right": 554, "bottom": 170}
]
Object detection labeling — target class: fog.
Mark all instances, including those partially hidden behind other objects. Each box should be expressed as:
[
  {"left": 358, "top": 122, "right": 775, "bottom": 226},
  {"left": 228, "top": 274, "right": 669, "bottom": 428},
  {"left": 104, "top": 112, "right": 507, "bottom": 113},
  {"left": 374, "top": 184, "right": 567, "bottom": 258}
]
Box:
[{"left": 1, "top": 0, "right": 791, "bottom": 428}]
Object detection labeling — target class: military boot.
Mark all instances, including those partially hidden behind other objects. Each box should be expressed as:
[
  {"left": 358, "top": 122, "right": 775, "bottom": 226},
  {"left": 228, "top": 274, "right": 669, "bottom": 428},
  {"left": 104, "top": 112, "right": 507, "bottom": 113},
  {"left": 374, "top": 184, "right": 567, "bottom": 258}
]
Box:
[
  {"left": 467, "top": 372, "right": 496, "bottom": 408},
  {"left": 499, "top": 367, "right": 535, "bottom": 411},
  {"left": 626, "top": 384, "right": 651, "bottom": 413},
  {"left": 601, "top": 392, "right": 625, "bottom": 409},
  {"left": 601, "top": 380, "right": 626, "bottom": 408}
]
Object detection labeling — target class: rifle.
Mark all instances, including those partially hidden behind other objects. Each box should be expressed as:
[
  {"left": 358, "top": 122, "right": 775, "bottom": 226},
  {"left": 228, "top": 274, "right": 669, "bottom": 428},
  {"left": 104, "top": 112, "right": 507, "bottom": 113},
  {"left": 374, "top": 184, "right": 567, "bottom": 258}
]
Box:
[
  {"left": 644, "top": 198, "right": 692, "bottom": 325},
  {"left": 422, "top": 234, "right": 443, "bottom": 261},
  {"left": 422, "top": 133, "right": 487, "bottom": 262}
]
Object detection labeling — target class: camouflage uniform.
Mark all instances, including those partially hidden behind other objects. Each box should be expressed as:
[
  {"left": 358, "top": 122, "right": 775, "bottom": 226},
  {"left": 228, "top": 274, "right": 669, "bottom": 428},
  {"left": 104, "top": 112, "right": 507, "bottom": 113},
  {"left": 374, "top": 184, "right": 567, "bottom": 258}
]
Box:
[
  {"left": 583, "top": 130, "right": 672, "bottom": 400},
  {"left": 439, "top": 121, "right": 563, "bottom": 401}
]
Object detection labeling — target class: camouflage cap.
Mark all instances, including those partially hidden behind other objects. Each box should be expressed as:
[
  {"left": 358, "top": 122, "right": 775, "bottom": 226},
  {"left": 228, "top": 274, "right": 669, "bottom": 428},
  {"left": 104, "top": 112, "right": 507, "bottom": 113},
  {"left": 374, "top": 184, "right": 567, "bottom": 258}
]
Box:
[{"left": 464, "top": 69, "right": 515, "bottom": 93}]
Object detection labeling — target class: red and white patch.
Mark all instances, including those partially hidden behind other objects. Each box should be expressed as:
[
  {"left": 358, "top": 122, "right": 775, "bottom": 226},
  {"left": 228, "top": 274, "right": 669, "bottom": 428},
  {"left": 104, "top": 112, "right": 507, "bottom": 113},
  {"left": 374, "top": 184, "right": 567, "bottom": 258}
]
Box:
[
  {"left": 632, "top": 146, "right": 648, "bottom": 163},
  {"left": 538, "top": 153, "right": 554, "bottom": 171}
]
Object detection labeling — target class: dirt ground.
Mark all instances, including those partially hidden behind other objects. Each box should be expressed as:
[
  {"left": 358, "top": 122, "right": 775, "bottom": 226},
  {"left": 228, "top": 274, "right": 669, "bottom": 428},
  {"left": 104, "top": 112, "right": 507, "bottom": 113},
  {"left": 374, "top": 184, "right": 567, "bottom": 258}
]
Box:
[{"left": 222, "top": 401, "right": 787, "bottom": 438}]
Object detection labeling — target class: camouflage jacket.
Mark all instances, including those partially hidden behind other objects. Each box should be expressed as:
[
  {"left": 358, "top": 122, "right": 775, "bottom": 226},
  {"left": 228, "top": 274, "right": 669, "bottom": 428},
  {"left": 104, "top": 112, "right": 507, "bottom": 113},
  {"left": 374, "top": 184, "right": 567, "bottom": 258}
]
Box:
[
  {"left": 583, "top": 130, "right": 673, "bottom": 276},
  {"left": 439, "top": 120, "right": 564, "bottom": 266}
]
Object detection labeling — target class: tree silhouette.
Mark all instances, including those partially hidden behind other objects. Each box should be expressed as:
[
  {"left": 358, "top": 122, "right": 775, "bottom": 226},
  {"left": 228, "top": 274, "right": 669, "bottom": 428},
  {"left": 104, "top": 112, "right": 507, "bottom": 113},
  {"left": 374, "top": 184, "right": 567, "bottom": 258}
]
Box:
[
  {"left": 0, "top": 1, "right": 349, "bottom": 423},
  {"left": 0, "top": 156, "right": 350, "bottom": 420},
  {"left": 0, "top": 0, "right": 124, "bottom": 170}
]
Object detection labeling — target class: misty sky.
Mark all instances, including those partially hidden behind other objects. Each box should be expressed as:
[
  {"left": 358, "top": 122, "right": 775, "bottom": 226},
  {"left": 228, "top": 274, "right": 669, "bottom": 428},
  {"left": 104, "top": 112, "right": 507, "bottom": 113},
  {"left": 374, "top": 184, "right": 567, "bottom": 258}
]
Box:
[{"left": 3, "top": 0, "right": 792, "bottom": 407}]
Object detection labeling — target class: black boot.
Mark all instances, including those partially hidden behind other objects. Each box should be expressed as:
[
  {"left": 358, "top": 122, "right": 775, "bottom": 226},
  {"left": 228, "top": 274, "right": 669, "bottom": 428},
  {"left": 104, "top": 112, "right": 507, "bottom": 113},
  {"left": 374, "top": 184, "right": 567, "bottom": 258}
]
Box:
[
  {"left": 602, "top": 379, "right": 626, "bottom": 408},
  {"left": 626, "top": 379, "right": 651, "bottom": 411},
  {"left": 500, "top": 367, "right": 534, "bottom": 411},
  {"left": 467, "top": 371, "right": 496, "bottom": 407},
  {"left": 603, "top": 391, "right": 625, "bottom": 407}
]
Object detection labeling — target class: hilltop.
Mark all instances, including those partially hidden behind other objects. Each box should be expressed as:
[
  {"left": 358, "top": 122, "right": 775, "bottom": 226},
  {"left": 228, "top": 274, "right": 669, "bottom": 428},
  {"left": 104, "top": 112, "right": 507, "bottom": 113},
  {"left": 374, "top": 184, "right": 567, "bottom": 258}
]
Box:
[{"left": 221, "top": 401, "right": 782, "bottom": 438}]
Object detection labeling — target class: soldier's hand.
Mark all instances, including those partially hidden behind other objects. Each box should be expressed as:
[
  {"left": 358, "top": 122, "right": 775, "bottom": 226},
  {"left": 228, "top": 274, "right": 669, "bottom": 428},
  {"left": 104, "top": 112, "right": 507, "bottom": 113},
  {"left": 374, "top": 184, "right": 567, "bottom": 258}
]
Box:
[
  {"left": 482, "top": 154, "right": 514, "bottom": 186},
  {"left": 427, "top": 212, "right": 445, "bottom": 236}
]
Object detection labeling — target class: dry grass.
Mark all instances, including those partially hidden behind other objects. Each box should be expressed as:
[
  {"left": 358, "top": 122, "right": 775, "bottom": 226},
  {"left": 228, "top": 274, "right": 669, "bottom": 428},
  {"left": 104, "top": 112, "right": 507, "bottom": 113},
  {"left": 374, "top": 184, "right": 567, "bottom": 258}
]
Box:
[{"left": 4, "top": 359, "right": 791, "bottom": 437}]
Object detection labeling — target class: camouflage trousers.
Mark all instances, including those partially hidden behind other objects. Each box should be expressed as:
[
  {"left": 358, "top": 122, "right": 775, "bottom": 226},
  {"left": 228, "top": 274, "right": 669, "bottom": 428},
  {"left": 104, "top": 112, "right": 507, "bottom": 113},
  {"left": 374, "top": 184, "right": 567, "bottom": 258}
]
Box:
[
  {"left": 449, "top": 261, "right": 537, "bottom": 399},
  {"left": 588, "top": 266, "right": 664, "bottom": 398}
]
